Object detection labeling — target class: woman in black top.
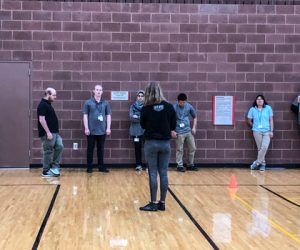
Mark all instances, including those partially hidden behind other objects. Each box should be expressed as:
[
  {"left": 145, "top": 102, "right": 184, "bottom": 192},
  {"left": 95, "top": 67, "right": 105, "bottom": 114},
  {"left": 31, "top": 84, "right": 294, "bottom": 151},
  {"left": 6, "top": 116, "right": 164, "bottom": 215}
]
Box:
[{"left": 139, "top": 82, "right": 177, "bottom": 212}]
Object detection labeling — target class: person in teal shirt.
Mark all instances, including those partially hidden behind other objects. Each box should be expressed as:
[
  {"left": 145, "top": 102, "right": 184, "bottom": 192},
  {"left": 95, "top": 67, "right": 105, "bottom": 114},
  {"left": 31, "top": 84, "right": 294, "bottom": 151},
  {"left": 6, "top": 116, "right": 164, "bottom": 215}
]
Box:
[{"left": 247, "top": 95, "right": 274, "bottom": 171}]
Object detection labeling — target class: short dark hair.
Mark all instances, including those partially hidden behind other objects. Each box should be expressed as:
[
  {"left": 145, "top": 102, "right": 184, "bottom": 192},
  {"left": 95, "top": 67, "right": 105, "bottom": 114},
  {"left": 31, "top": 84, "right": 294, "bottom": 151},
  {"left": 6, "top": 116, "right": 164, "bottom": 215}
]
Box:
[
  {"left": 177, "top": 93, "right": 187, "bottom": 101},
  {"left": 252, "top": 94, "right": 268, "bottom": 107}
]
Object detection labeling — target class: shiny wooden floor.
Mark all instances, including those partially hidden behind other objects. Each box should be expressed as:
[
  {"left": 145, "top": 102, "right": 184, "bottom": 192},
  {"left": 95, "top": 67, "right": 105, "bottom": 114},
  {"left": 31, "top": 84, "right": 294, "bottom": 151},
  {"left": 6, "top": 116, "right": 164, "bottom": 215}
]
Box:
[{"left": 0, "top": 168, "right": 299, "bottom": 249}]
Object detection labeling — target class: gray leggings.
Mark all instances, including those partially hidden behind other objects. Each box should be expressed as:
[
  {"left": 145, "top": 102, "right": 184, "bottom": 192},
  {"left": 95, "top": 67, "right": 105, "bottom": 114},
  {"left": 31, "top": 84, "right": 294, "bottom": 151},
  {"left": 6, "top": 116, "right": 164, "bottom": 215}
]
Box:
[{"left": 144, "top": 139, "right": 171, "bottom": 202}]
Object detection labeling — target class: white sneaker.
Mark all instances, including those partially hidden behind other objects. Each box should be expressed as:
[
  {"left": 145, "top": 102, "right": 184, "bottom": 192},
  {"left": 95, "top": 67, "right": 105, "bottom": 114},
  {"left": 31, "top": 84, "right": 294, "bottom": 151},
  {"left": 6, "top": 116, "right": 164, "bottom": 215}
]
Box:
[
  {"left": 50, "top": 167, "right": 60, "bottom": 176},
  {"left": 135, "top": 165, "right": 143, "bottom": 171},
  {"left": 250, "top": 161, "right": 260, "bottom": 170}
]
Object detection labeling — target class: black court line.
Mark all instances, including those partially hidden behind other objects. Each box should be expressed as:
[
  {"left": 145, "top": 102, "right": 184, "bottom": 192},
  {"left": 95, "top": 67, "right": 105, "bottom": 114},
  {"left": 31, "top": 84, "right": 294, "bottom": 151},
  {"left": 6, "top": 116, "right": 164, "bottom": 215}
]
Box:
[
  {"left": 260, "top": 185, "right": 300, "bottom": 208},
  {"left": 32, "top": 185, "right": 61, "bottom": 250},
  {"left": 168, "top": 187, "right": 219, "bottom": 250}
]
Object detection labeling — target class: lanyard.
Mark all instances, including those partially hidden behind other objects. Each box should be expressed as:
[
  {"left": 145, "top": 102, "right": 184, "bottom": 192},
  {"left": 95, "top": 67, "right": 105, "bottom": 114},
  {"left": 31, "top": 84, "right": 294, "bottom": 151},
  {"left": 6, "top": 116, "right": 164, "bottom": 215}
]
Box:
[
  {"left": 256, "top": 107, "right": 263, "bottom": 126},
  {"left": 176, "top": 104, "right": 186, "bottom": 120}
]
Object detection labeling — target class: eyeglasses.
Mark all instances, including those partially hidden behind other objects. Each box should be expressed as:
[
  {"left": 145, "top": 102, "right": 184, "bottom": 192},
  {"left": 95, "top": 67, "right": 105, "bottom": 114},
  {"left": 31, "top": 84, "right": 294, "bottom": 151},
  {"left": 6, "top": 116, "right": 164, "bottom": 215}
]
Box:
[{"left": 137, "top": 95, "right": 144, "bottom": 97}]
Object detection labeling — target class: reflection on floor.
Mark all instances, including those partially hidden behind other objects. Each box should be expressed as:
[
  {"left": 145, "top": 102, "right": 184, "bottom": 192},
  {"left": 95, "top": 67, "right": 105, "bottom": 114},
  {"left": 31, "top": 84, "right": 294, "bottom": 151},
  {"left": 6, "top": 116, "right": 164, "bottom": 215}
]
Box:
[{"left": 0, "top": 168, "right": 299, "bottom": 249}]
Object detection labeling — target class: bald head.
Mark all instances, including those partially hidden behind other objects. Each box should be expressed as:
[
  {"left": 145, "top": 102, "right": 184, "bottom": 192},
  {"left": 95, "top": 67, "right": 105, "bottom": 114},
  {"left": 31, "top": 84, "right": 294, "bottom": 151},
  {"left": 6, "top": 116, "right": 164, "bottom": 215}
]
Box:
[{"left": 44, "top": 87, "right": 57, "bottom": 102}]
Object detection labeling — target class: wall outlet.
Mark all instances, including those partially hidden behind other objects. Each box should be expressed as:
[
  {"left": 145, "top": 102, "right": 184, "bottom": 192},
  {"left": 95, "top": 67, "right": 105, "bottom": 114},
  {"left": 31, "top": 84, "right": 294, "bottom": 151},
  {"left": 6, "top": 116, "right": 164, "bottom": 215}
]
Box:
[{"left": 73, "top": 142, "right": 78, "bottom": 150}]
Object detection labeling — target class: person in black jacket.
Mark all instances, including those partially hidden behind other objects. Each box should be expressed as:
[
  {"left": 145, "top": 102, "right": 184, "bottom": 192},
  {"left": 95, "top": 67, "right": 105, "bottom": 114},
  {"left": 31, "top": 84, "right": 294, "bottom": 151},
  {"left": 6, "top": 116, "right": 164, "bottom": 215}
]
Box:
[
  {"left": 139, "top": 82, "right": 177, "bottom": 212},
  {"left": 291, "top": 94, "right": 300, "bottom": 125}
]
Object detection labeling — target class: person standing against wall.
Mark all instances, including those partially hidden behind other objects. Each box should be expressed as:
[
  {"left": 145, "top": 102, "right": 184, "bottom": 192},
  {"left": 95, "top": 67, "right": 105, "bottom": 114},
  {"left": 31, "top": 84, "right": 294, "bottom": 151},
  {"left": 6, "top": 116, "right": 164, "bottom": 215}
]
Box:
[
  {"left": 139, "top": 82, "right": 177, "bottom": 212},
  {"left": 247, "top": 95, "right": 274, "bottom": 171},
  {"left": 83, "top": 84, "right": 112, "bottom": 173},
  {"left": 291, "top": 94, "right": 300, "bottom": 125},
  {"left": 173, "top": 93, "right": 198, "bottom": 172},
  {"left": 37, "top": 88, "right": 64, "bottom": 177},
  {"left": 129, "top": 90, "right": 145, "bottom": 171}
]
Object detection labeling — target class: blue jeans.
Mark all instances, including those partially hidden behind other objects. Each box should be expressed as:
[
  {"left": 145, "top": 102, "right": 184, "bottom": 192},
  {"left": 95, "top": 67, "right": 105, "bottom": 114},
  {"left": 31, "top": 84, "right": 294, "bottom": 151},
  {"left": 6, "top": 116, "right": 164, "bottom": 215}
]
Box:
[
  {"left": 144, "top": 139, "right": 171, "bottom": 202},
  {"left": 41, "top": 133, "right": 64, "bottom": 172}
]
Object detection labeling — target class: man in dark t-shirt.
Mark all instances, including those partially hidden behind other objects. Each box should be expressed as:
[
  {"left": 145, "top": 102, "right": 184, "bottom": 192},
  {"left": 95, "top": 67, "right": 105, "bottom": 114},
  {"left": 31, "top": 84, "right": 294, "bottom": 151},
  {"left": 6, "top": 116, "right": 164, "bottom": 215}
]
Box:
[{"left": 37, "top": 88, "right": 64, "bottom": 177}]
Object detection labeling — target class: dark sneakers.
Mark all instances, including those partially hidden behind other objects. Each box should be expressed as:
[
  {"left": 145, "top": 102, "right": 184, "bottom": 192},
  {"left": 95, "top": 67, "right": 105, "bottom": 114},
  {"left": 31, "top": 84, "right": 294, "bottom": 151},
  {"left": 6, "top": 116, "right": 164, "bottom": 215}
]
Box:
[
  {"left": 158, "top": 201, "right": 165, "bottom": 211},
  {"left": 186, "top": 165, "right": 198, "bottom": 171},
  {"left": 177, "top": 166, "right": 186, "bottom": 172},
  {"left": 99, "top": 167, "right": 109, "bottom": 173},
  {"left": 139, "top": 202, "right": 158, "bottom": 212},
  {"left": 177, "top": 164, "right": 198, "bottom": 172},
  {"left": 87, "top": 166, "right": 109, "bottom": 173},
  {"left": 139, "top": 202, "right": 166, "bottom": 211}
]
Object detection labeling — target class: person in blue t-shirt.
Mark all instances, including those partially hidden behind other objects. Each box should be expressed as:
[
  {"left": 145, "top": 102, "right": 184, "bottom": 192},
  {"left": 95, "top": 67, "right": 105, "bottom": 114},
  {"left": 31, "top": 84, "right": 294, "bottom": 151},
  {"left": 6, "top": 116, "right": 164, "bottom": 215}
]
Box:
[
  {"left": 247, "top": 95, "right": 274, "bottom": 171},
  {"left": 173, "top": 93, "right": 198, "bottom": 172}
]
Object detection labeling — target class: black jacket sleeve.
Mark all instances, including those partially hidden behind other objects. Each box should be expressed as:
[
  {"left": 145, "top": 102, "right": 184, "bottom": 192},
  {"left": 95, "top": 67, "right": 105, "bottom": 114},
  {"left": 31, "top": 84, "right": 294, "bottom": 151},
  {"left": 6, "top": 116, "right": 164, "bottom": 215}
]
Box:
[
  {"left": 140, "top": 107, "right": 146, "bottom": 129},
  {"left": 169, "top": 104, "right": 177, "bottom": 131}
]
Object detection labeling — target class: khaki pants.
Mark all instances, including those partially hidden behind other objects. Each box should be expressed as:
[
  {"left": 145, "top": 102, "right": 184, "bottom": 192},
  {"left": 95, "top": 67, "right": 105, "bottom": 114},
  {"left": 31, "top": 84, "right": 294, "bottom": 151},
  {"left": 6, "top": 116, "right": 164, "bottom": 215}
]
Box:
[
  {"left": 253, "top": 131, "right": 271, "bottom": 164},
  {"left": 176, "top": 132, "right": 196, "bottom": 167}
]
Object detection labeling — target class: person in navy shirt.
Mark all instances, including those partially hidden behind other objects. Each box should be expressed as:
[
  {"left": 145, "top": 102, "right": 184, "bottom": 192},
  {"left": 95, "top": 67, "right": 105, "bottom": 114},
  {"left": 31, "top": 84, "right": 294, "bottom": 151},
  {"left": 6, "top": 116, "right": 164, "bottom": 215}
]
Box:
[
  {"left": 82, "top": 85, "right": 112, "bottom": 173},
  {"left": 247, "top": 95, "right": 274, "bottom": 171}
]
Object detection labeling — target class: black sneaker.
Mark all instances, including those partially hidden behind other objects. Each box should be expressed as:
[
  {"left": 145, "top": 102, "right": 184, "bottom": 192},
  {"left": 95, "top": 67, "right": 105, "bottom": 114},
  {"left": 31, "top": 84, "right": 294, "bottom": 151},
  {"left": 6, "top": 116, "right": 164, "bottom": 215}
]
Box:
[
  {"left": 177, "top": 166, "right": 185, "bottom": 172},
  {"left": 139, "top": 202, "right": 158, "bottom": 212},
  {"left": 99, "top": 167, "right": 109, "bottom": 173},
  {"left": 86, "top": 168, "right": 93, "bottom": 173},
  {"left": 158, "top": 201, "right": 165, "bottom": 211},
  {"left": 186, "top": 165, "right": 198, "bottom": 171}
]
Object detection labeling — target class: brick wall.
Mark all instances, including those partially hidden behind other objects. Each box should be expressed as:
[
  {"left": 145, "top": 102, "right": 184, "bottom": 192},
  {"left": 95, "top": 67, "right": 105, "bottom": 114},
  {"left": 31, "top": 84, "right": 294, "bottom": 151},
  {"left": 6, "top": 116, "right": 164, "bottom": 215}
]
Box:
[{"left": 1, "top": 1, "right": 300, "bottom": 165}]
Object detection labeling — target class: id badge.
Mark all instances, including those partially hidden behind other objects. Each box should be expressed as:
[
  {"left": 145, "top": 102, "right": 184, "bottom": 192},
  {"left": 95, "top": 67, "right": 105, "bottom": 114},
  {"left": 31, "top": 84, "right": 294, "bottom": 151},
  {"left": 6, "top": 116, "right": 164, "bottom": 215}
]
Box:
[
  {"left": 98, "top": 115, "right": 104, "bottom": 122},
  {"left": 134, "top": 137, "right": 140, "bottom": 142},
  {"left": 258, "top": 124, "right": 263, "bottom": 129},
  {"left": 179, "top": 123, "right": 185, "bottom": 128}
]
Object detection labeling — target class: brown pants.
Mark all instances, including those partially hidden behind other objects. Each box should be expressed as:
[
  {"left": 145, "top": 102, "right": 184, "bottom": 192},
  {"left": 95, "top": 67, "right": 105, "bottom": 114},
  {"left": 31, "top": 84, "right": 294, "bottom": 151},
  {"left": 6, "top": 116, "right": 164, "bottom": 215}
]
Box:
[
  {"left": 176, "top": 132, "right": 196, "bottom": 167},
  {"left": 253, "top": 131, "right": 271, "bottom": 164}
]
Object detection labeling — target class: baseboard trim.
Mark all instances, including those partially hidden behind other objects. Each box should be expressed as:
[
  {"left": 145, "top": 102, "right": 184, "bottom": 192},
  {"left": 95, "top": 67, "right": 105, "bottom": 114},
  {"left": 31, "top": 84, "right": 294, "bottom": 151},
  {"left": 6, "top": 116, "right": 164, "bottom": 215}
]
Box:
[{"left": 28, "top": 163, "right": 300, "bottom": 169}]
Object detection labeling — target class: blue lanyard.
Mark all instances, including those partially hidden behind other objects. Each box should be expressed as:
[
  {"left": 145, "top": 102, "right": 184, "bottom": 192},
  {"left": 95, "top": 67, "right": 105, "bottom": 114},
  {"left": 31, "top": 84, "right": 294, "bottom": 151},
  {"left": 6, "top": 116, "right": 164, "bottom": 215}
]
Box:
[
  {"left": 176, "top": 104, "right": 185, "bottom": 120},
  {"left": 256, "top": 107, "right": 263, "bottom": 125}
]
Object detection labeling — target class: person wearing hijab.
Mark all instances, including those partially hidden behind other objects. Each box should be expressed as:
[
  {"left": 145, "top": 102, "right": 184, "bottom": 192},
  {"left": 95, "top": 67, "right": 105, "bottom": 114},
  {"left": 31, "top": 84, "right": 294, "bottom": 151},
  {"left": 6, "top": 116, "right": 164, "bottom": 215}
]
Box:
[{"left": 129, "top": 90, "right": 145, "bottom": 171}]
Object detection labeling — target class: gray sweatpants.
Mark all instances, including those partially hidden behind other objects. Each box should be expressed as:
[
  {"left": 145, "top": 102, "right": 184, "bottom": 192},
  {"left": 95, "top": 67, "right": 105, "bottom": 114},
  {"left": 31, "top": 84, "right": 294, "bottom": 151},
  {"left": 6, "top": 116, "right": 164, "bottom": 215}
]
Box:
[
  {"left": 41, "top": 133, "right": 64, "bottom": 172},
  {"left": 144, "top": 139, "right": 171, "bottom": 202}
]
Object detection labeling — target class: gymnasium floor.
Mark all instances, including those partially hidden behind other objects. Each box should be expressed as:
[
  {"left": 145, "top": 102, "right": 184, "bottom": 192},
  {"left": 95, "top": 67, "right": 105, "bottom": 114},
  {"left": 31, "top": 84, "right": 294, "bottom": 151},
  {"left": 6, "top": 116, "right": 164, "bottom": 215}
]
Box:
[{"left": 0, "top": 168, "right": 299, "bottom": 249}]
